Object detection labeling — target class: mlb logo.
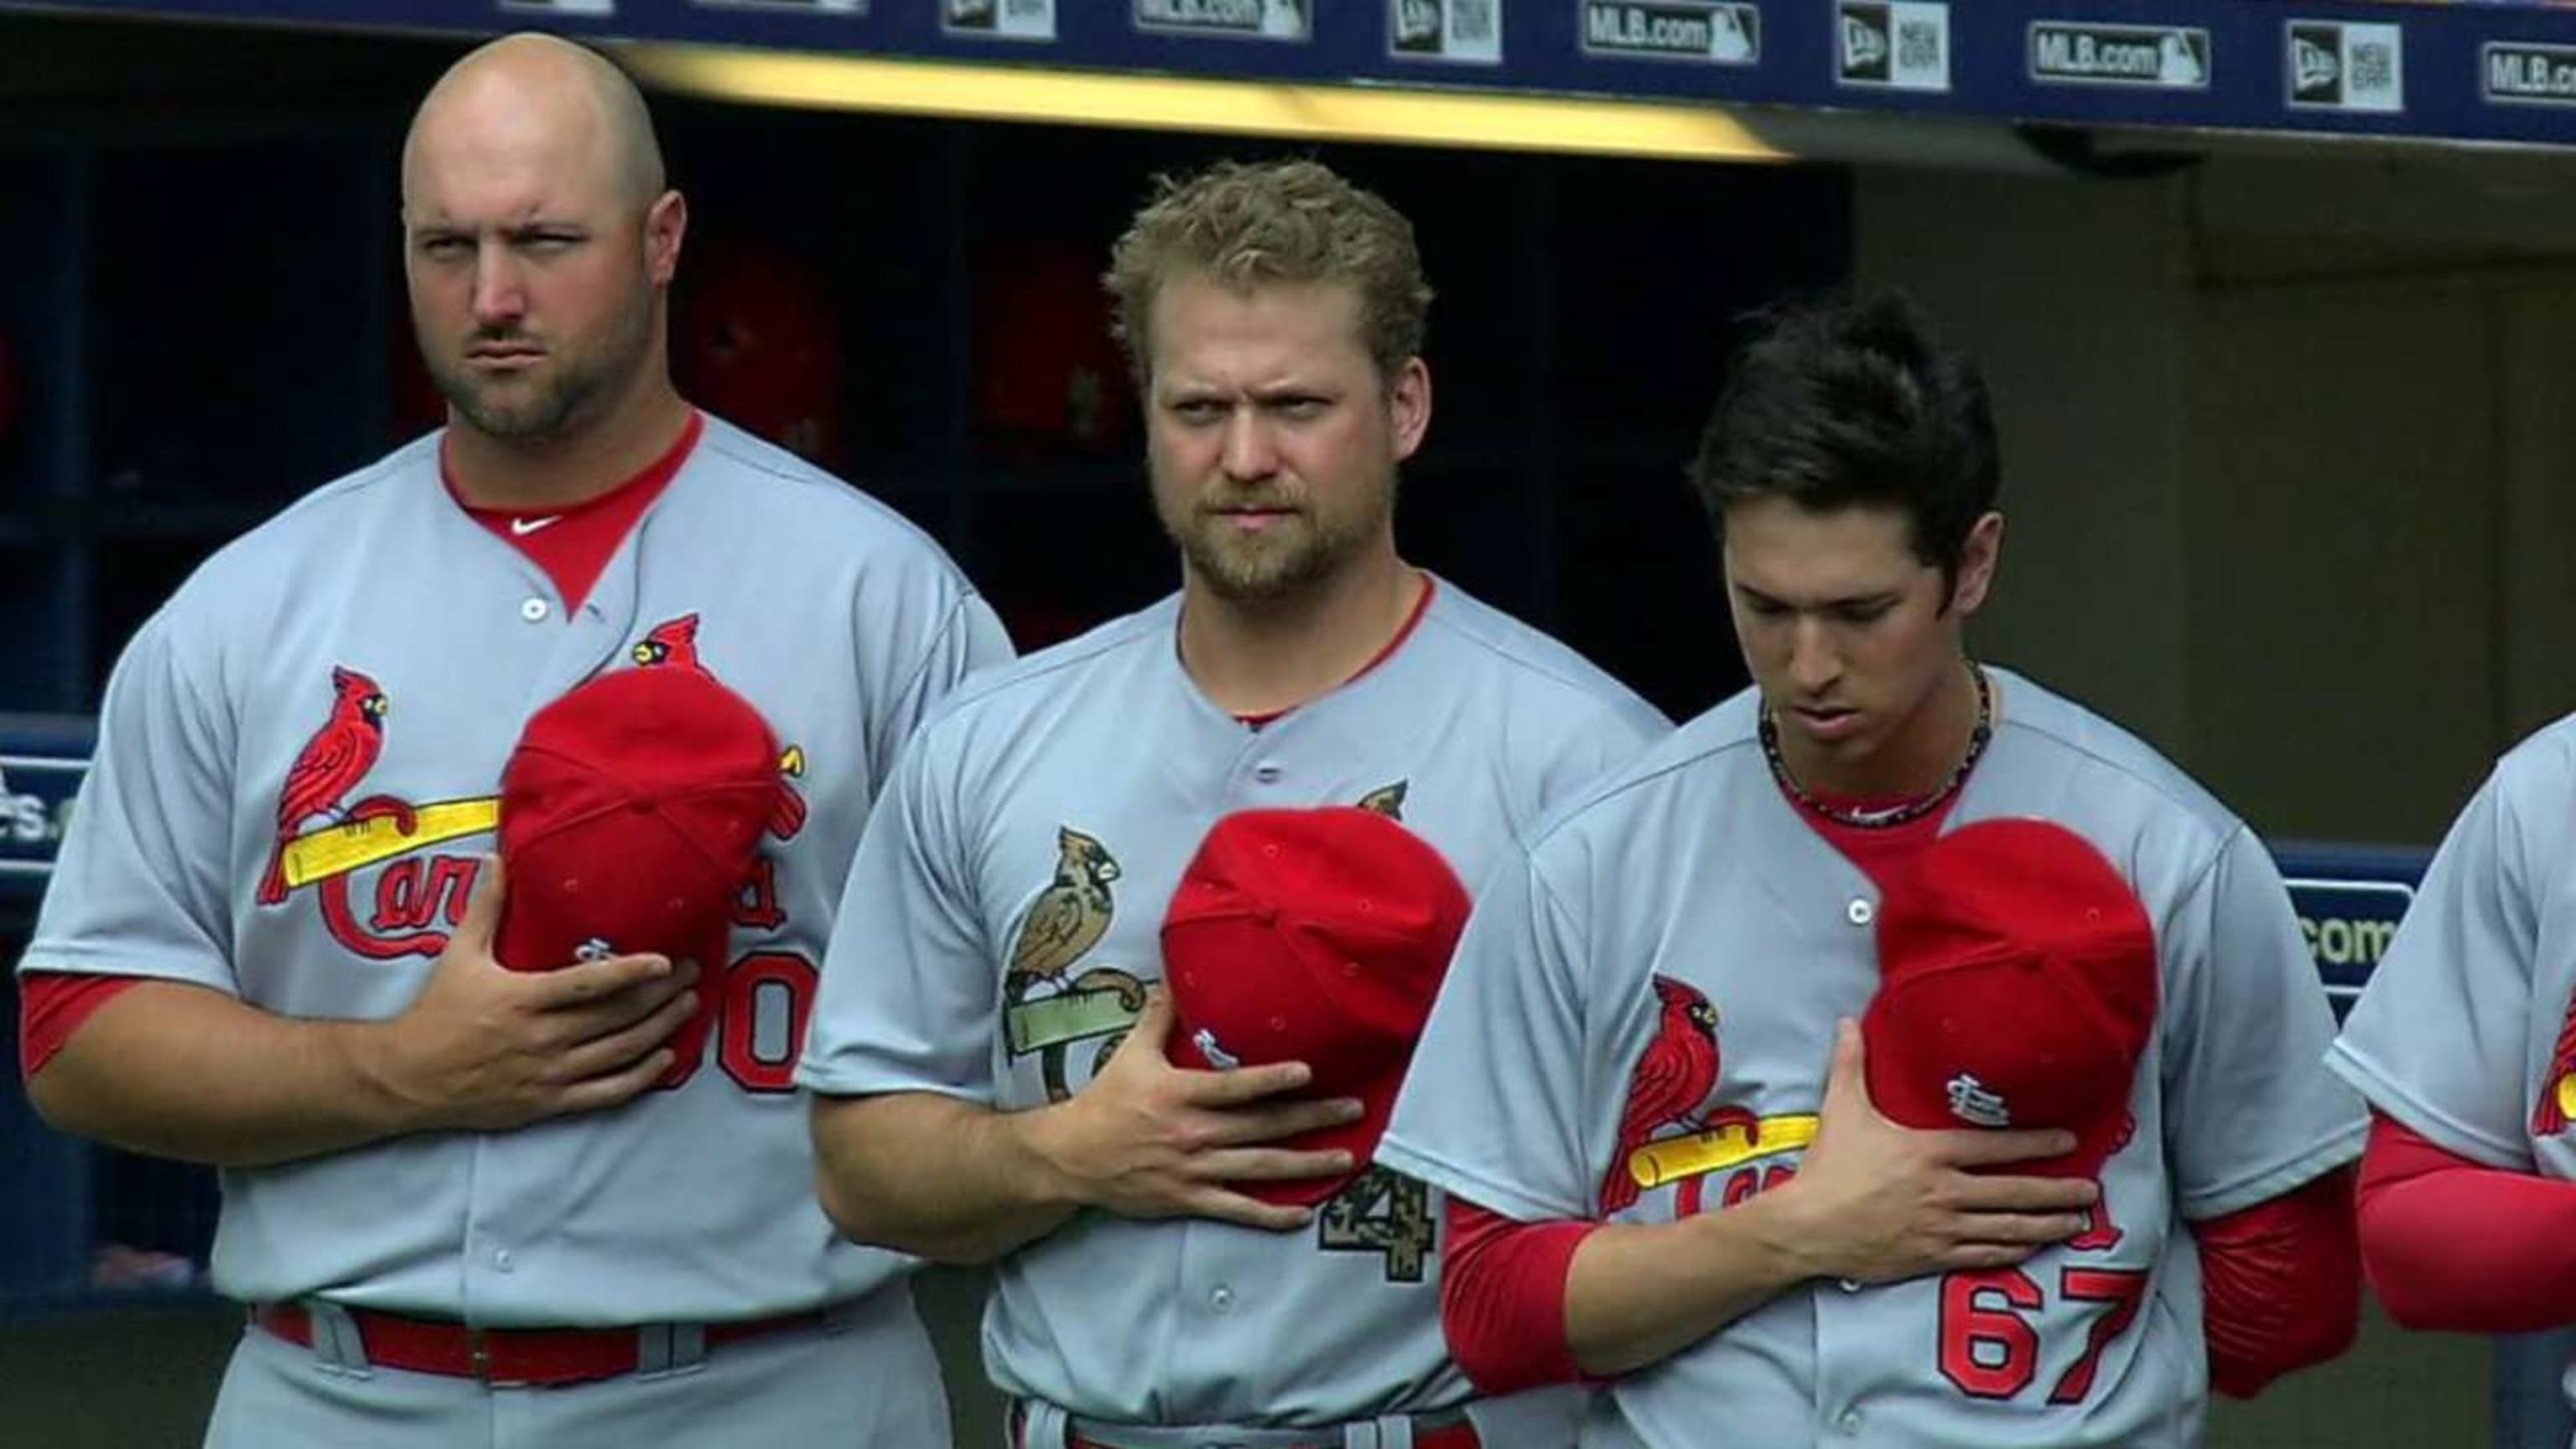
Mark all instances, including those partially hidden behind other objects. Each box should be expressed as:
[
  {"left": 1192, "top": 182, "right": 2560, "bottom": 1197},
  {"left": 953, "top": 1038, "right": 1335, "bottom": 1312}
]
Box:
[{"left": 2289, "top": 23, "right": 2342, "bottom": 105}]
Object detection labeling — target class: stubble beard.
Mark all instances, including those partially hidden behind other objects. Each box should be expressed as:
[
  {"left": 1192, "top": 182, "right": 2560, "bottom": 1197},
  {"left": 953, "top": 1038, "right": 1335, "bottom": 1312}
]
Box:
[
  {"left": 424, "top": 284, "right": 656, "bottom": 444},
  {"left": 1159, "top": 475, "right": 1394, "bottom": 607}
]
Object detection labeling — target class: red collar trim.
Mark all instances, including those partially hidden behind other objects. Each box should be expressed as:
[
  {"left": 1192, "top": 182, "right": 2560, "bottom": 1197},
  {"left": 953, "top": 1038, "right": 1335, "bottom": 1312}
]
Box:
[
  {"left": 444, "top": 412, "right": 706, "bottom": 526},
  {"left": 1233, "top": 576, "right": 1437, "bottom": 729}
]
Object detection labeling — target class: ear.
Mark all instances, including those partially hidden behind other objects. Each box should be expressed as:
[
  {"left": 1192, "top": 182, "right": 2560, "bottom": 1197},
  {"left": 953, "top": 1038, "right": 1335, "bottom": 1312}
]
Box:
[
  {"left": 1387, "top": 356, "right": 1431, "bottom": 465},
  {"left": 1950, "top": 512, "right": 2005, "bottom": 616},
  {"left": 645, "top": 190, "right": 688, "bottom": 288}
]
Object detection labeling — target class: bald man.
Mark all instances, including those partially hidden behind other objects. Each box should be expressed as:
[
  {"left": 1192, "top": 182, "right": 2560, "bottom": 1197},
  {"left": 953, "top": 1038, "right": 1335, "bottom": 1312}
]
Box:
[{"left": 18, "top": 34, "right": 1009, "bottom": 1447}]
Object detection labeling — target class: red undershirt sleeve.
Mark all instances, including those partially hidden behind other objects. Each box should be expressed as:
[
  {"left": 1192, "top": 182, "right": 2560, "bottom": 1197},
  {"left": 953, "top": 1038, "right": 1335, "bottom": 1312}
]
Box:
[
  {"left": 2196, "top": 1163, "right": 2362, "bottom": 1398},
  {"left": 2355, "top": 1109, "right": 2576, "bottom": 1333},
  {"left": 18, "top": 972, "right": 143, "bottom": 1079},
  {"left": 1440, "top": 1195, "right": 1601, "bottom": 1394}
]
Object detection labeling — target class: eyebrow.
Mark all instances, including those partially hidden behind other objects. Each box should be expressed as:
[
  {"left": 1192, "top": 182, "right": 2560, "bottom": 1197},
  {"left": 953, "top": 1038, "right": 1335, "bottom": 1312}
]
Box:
[{"left": 1733, "top": 582, "right": 1901, "bottom": 611}]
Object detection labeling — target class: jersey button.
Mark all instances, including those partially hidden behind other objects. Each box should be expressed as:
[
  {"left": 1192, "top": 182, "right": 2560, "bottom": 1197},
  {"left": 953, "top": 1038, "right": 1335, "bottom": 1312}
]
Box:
[
  {"left": 1252, "top": 762, "right": 1282, "bottom": 784},
  {"left": 1208, "top": 1285, "right": 1234, "bottom": 1314},
  {"left": 1845, "top": 897, "right": 1874, "bottom": 927},
  {"left": 492, "top": 1248, "right": 515, "bottom": 1274},
  {"left": 1836, "top": 1409, "right": 1863, "bottom": 1435},
  {"left": 520, "top": 597, "right": 550, "bottom": 624}
]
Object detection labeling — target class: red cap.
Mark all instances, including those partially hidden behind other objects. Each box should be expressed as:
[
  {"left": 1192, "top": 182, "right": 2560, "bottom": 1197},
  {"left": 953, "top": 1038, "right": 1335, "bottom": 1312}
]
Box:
[
  {"left": 1862, "top": 818, "right": 2158, "bottom": 1181},
  {"left": 1161, "top": 808, "right": 1471, "bottom": 1208},
  {"left": 496, "top": 667, "right": 783, "bottom": 979}
]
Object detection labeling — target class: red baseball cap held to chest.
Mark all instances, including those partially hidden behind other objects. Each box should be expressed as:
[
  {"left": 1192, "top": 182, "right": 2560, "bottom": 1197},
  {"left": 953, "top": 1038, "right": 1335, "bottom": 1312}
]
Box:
[
  {"left": 495, "top": 667, "right": 789, "bottom": 978},
  {"left": 1161, "top": 807, "right": 1472, "bottom": 1208},
  {"left": 1863, "top": 817, "right": 2160, "bottom": 1182}
]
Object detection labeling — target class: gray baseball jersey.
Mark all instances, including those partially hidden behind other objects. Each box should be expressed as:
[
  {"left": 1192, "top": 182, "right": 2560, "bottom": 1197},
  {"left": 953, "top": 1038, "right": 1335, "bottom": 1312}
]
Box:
[
  {"left": 2329, "top": 716, "right": 2576, "bottom": 1176},
  {"left": 22, "top": 416, "right": 1011, "bottom": 1331},
  {"left": 1375, "top": 669, "right": 2366, "bottom": 1449},
  {"left": 797, "top": 581, "right": 1668, "bottom": 1431}
]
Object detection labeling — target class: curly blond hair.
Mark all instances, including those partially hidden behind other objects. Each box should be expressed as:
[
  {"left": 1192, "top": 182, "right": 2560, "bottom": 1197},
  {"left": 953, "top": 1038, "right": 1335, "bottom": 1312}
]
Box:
[{"left": 1104, "top": 158, "right": 1434, "bottom": 388}]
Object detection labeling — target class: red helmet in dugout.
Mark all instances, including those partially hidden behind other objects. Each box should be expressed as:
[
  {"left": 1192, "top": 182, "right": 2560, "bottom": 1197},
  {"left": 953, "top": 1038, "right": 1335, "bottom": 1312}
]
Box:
[
  {"left": 676, "top": 231, "right": 845, "bottom": 468},
  {"left": 1864, "top": 818, "right": 2159, "bottom": 1182},
  {"left": 1161, "top": 807, "right": 1472, "bottom": 1208}
]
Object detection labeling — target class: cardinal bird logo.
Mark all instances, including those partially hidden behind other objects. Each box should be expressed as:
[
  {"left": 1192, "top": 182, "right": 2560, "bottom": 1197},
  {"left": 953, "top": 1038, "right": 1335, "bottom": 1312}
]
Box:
[
  {"left": 257, "top": 667, "right": 390, "bottom": 905},
  {"left": 631, "top": 613, "right": 709, "bottom": 675},
  {"left": 1601, "top": 976, "right": 1758, "bottom": 1215},
  {"left": 1355, "top": 781, "right": 1410, "bottom": 820},
  {"left": 630, "top": 612, "right": 806, "bottom": 840},
  {"left": 1004, "top": 828, "right": 1141, "bottom": 1101},
  {"left": 2534, "top": 985, "right": 2576, "bottom": 1137}
]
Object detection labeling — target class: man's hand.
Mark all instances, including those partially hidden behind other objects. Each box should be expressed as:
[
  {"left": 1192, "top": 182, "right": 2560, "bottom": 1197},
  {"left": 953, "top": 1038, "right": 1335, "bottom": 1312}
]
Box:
[
  {"left": 369, "top": 858, "right": 702, "bottom": 1133},
  {"left": 1767, "top": 1019, "right": 2101, "bottom": 1284},
  {"left": 1021, "top": 988, "right": 1364, "bottom": 1232}
]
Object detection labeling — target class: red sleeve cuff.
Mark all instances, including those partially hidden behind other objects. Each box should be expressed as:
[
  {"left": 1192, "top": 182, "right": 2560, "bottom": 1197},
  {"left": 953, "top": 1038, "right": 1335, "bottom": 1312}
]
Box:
[
  {"left": 18, "top": 972, "right": 143, "bottom": 1079},
  {"left": 1440, "top": 1196, "right": 1599, "bottom": 1394}
]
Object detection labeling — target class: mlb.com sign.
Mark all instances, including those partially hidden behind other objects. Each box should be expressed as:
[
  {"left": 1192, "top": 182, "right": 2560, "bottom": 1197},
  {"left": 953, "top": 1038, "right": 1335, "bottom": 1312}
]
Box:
[
  {"left": 2028, "top": 21, "right": 2210, "bottom": 88},
  {"left": 2486, "top": 42, "right": 2576, "bottom": 105},
  {"left": 1581, "top": 2, "right": 1761, "bottom": 63}
]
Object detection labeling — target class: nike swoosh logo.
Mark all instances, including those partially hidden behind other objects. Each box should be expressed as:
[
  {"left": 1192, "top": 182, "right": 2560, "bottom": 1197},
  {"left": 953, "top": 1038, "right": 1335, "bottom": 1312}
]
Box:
[{"left": 509, "top": 516, "right": 564, "bottom": 537}]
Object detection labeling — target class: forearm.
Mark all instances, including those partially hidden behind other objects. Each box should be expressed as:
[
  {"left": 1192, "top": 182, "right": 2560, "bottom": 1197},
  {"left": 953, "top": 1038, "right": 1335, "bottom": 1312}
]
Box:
[
  {"left": 26, "top": 980, "right": 419, "bottom": 1167},
  {"left": 1566, "top": 1192, "right": 1812, "bottom": 1376},
  {"left": 810, "top": 1091, "right": 1083, "bottom": 1265}
]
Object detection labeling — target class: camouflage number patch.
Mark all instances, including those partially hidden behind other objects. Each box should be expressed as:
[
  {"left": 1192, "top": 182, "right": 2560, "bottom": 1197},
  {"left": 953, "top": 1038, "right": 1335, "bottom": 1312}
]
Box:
[{"left": 1317, "top": 1166, "right": 1434, "bottom": 1283}]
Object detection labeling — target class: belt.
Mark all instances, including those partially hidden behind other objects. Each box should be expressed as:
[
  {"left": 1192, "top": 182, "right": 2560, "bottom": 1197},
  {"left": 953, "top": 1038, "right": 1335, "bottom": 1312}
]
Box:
[
  {"left": 1071, "top": 1431, "right": 1477, "bottom": 1449},
  {"left": 249, "top": 1301, "right": 832, "bottom": 1387},
  {"left": 1016, "top": 1400, "right": 1481, "bottom": 1449}
]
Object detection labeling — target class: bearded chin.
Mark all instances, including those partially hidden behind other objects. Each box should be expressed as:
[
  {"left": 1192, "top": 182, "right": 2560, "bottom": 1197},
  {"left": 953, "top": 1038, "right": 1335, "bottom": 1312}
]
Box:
[{"left": 439, "top": 371, "right": 582, "bottom": 439}]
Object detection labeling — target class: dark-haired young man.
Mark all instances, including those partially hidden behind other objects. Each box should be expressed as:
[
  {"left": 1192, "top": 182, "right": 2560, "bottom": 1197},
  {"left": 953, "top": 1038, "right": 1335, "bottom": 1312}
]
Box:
[{"left": 1376, "top": 292, "right": 2366, "bottom": 1446}]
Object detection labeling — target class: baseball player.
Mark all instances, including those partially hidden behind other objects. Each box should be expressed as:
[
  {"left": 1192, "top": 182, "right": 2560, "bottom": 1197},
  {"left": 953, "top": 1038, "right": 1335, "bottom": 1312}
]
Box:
[
  {"left": 797, "top": 158, "right": 1670, "bottom": 1447},
  {"left": 2328, "top": 726, "right": 2576, "bottom": 1357},
  {"left": 18, "top": 34, "right": 1007, "bottom": 1447},
  {"left": 1374, "top": 293, "right": 2368, "bottom": 1446}
]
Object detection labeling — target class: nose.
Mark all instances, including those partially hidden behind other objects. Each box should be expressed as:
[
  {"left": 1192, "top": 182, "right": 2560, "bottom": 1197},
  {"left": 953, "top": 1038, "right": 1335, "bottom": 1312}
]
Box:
[
  {"left": 1219, "top": 408, "right": 1279, "bottom": 484},
  {"left": 470, "top": 246, "right": 527, "bottom": 330},
  {"left": 1785, "top": 617, "right": 1839, "bottom": 695}
]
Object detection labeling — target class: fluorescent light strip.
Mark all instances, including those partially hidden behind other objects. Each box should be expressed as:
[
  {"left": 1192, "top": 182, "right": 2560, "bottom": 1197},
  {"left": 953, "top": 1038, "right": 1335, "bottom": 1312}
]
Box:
[{"left": 616, "top": 43, "right": 1790, "bottom": 164}]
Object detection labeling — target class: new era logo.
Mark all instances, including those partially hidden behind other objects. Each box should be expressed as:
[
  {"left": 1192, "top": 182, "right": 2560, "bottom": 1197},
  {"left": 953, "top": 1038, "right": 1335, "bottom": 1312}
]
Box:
[
  {"left": 2291, "top": 26, "right": 2340, "bottom": 102},
  {"left": 1394, "top": 0, "right": 1441, "bottom": 49},
  {"left": 1836, "top": 0, "right": 1949, "bottom": 91},
  {"left": 2288, "top": 20, "right": 2403, "bottom": 112},
  {"left": 1841, "top": 5, "right": 1890, "bottom": 80}
]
